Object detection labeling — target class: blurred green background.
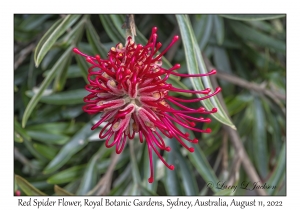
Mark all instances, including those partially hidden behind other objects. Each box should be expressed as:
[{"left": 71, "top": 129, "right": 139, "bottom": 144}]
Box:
[{"left": 14, "top": 14, "right": 286, "bottom": 196}]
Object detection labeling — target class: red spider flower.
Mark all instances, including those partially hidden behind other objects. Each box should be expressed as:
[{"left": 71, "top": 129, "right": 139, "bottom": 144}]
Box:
[{"left": 73, "top": 27, "right": 221, "bottom": 183}]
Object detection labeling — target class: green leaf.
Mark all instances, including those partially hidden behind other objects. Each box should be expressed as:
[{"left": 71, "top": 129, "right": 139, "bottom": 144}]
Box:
[
  {"left": 112, "top": 164, "right": 132, "bottom": 189},
  {"left": 27, "top": 130, "right": 69, "bottom": 145},
  {"left": 19, "top": 15, "right": 52, "bottom": 31},
  {"left": 214, "top": 188, "right": 236, "bottom": 196},
  {"left": 226, "top": 94, "right": 252, "bottom": 116},
  {"left": 15, "top": 175, "right": 47, "bottom": 196},
  {"left": 213, "top": 15, "right": 224, "bottom": 45},
  {"left": 56, "top": 16, "right": 86, "bottom": 47},
  {"left": 76, "top": 146, "right": 107, "bottom": 195},
  {"left": 213, "top": 47, "right": 232, "bottom": 73},
  {"left": 14, "top": 119, "right": 31, "bottom": 141},
  {"left": 212, "top": 47, "right": 234, "bottom": 95},
  {"left": 43, "top": 115, "right": 99, "bottom": 174},
  {"left": 22, "top": 46, "right": 73, "bottom": 127},
  {"left": 253, "top": 97, "right": 268, "bottom": 178},
  {"left": 86, "top": 20, "right": 107, "bottom": 58},
  {"left": 193, "top": 15, "right": 213, "bottom": 50},
  {"left": 184, "top": 131, "right": 220, "bottom": 193},
  {"left": 26, "top": 89, "right": 87, "bottom": 105},
  {"left": 23, "top": 138, "right": 47, "bottom": 161},
  {"left": 54, "top": 185, "right": 74, "bottom": 196},
  {"left": 228, "top": 20, "right": 286, "bottom": 53},
  {"left": 74, "top": 54, "right": 89, "bottom": 84},
  {"left": 99, "top": 15, "right": 124, "bottom": 43},
  {"left": 174, "top": 145, "right": 198, "bottom": 195},
  {"left": 266, "top": 143, "right": 286, "bottom": 195},
  {"left": 33, "top": 143, "right": 58, "bottom": 160},
  {"left": 176, "top": 14, "right": 235, "bottom": 129},
  {"left": 47, "top": 165, "right": 85, "bottom": 184},
  {"left": 164, "top": 139, "right": 182, "bottom": 195},
  {"left": 66, "top": 65, "right": 82, "bottom": 78},
  {"left": 34, "top": 15, "right": 81, "bottom": 66},
  {"left": 220, "top": 14, "right": 285, "bottom": 21},
  {"left": 53, "top": 53, "right": 72, "bottom": 91},
  {"left": 27, "top": 122, "right": 70, "bottom": 134},
  {"left": 138, "top": 184, "right": 158, "bottom": 196},
  {"left": 129, "top": 142, "right": 142, "bottom": 185}
]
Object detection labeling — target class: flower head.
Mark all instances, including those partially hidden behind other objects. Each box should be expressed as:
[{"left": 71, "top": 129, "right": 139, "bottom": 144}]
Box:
[{"left": 73, "top": 27, "right": 221, "bottom": 183}]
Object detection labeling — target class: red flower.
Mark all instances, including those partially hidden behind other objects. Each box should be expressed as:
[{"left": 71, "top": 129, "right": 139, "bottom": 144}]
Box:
[
  {"left": 73, "top": 27, "right": 220, "bottom": 183},
  {"left": 15, "top": 190, "right": 21, "bottom": 196}
]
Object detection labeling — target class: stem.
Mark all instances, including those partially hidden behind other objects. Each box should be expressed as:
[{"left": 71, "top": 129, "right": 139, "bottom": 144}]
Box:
[{"left": 124, "top": 14, "right": 136, "bottom": 42}]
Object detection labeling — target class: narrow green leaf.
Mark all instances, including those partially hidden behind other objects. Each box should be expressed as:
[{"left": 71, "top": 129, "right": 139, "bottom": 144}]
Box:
[
  {"left": 214, "top": 188, "right": 236, "bottom": 196},
  {"left": 174, "top": 145, "right": 198, "bottom": 195},
  {"left": 54, "top": 185, "right": 74, "bottom": 196},
  {"left": 246, "top": 20, "right": 276, "bottom": 34},
  {"left": 193, "top": 15, "right": 213, "bottom": 50},
  {"left": 53, "top": 53, "right": 72, "bottom": 91},
  {"left": 14, "top": 119, "right": 31, "bottom": 142},
  {"left": 26, "top": 122, "right": 70, "bottom": 134},
  {"left": 74, "top": 55, "right": 89, "bottom": 83},
  {"left": 56, "top": 16, "right": 87, "bottom": 47},
  {"left": 99, "top": 15, "right": 124, "bottom": 43},
  {"left": 23, "top": 138, "right": 47, "bottom": 161},
  {"left": 40, "top": 48, "right": 61, "bottom": 71},
  {"left": 86, "top": 20, "right": 107, "bottom": 57},
  {"left": 66, "top": 65, "right": 82, "bottom": 78},
  {"left": 213, "top": 15, "right": 224, "bottom": 45},
  {"left": 27, "top": 130, "right": 69, "bottom": 145},
  {"left": 176, "top": 14, "right": 235, "bottom": 129},
  {"left": 63, "top": 179, "right": 81, "bottom": 194},
  {"left": 129, "top": 142, "right": 142, "bottom": 185},
  {"left": 226, "top": 94, "right": 252, "bottom": 116},
  {"left": 19, "top": 15, "right": 52, "bottom": 31},
  {"left": 34, "top": 15, "right": 81, "bottom": 66},
  {"left": 15, "top": 175, "right": 47, "bottom": 196},
  {"left": 270, "top": 114, "right": 283, "bottom": 156},
  {"left": 22, "top": 46, "right": 73, "bottom": 127},
  {"left": 43, "top": 115, "right": 99, "bottom": 174},
  {"left": 213, "top": 46, "right": 234, "bottom": 95},
  {"left": 26, "top": 89, "right": 87, "bottom": 105},
  {"left": 47, "top": 165, "right": 85, "bottom": 184},
  {"left": 33, "top": 143, "right": 58, "bottom": 160},
  {"left": 213, "top": 47, "right": 232, "bottom": 73},
  {"left": 138, "top": 184, "right": 158, "bottom": 196},
  {"left": 220, "top": 14, "right": 285, "bottom": 21},
  {"left": 164, "top": 139, "right": 182, "bottom": 195},
  {"left": 229, "top": 20, "right": 286, "bottom": 53},
  {"left": 112, "top": 164, "right": 132, "bottom": 188},
  {"left": 266, "top": 143, "right": 286, "bottom": 195},
  {"left": 253, "top": 97, "right": 268, "bottom": 178},
  {"left": 184, "top": 131, "right": 220, "bottom": 193},
  {"left": 76, "top": 146, "right": 106, "bottom": 195}
]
